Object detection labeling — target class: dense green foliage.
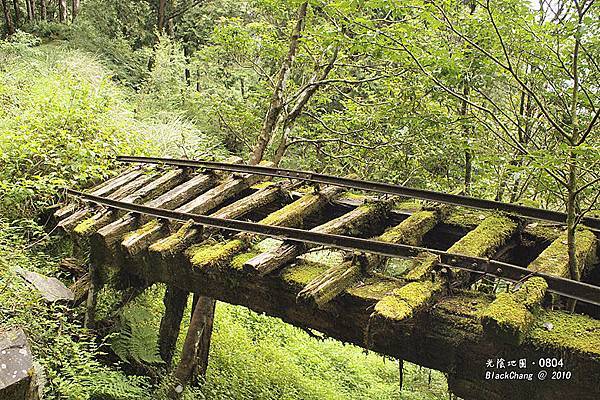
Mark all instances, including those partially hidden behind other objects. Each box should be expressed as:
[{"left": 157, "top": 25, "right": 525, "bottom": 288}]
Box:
[{"left": 0, "top": 0, "right": 598, "bottom": 399}]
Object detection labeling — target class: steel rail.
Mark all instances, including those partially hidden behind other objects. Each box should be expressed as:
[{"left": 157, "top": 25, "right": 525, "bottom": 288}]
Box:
[
  {"left": 116, "top": 155, "right": 600, "bottom": 232},
  {"left": 67, "top": 189, "right": 600, "bottom": 306}
]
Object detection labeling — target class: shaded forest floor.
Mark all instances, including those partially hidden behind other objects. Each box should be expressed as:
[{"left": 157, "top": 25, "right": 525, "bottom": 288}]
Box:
[{"left": 0, "top": 40, "right": 451, "bottom": 399}]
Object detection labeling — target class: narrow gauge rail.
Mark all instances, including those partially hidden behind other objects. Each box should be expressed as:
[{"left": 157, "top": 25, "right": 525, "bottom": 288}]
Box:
[
  {"left": 116, "top": 155, "right": 600, "bottom": 232},
  {"left": 67, "top": 188, "right": 600, "bottom": 306}
]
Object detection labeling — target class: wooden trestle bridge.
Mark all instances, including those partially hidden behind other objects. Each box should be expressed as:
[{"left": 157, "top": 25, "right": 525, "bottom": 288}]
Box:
[{"left": 54, "top": 156, "right": 600, "bottom": 400}]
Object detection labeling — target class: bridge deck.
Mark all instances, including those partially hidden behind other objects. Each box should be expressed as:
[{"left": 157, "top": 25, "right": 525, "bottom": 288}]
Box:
[{"left": 56, "top": 163, "right": 600, "bottom": 400}]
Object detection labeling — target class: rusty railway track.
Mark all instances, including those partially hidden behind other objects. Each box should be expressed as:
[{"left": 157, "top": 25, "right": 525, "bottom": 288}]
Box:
[
  {"left": 67, "top": 188, "right": 600, "bottom": 306},
  {"left": 116, "top": 155, "right": 600, "bottom": 233}
]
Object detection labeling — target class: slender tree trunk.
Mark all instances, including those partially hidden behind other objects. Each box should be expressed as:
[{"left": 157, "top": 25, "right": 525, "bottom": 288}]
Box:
[
  {"left": 273, "top": 48, "right": 339, "bottom": 165},
  {"left": 1, "top": 0, "right": 15, "bottom": 35},
  {"left": 27, "top": 0, "right": 33, "bottom": 20},
  {"left": 11, "top": 0, "right": 18, "bottom": 27},
  {"left": 460, "top": 83, "right": 472, "bottom": 194},
  {"left": 249, "top": 1, "right": 308, "bottom": 165},
  {"left": 40, "top": 0, "right": 46, "bottom": 21},
  {"left": 71, "top": 0, "right": 79, "bottom": 21},
  {"left": 157, "top": 0, "right": 167, "bottom": 33},
  {"left": 24, "top": 0, "right": 31, "bottom": 22},
  {"left": 58, "top": 0, "right": 66, "bottom": 22}
]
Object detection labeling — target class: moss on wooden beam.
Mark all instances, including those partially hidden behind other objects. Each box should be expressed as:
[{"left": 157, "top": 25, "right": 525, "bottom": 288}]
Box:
[
  {"left": 188, "top": 239, "right": 247, "bottom": 270},
  {"left": 403, "top": 252, "right": 438, "bottom": 281},
  {"left": 281, "top": 261, "right": 329, "bottom": 287},
  {"left": 528, "top": 229, "right": 597, "bottom": 277},
  {"left": 373, "top": 280, "right": 445, "bottom": 321},
  {"left": 480, "top": 277, "right": 547, "bottom": 345},
  {"left": 377, "top": 210, "right": 437, "bottom": 246},
  {"left": 447, "top": 215, "right": 518, "bottom": 258}
]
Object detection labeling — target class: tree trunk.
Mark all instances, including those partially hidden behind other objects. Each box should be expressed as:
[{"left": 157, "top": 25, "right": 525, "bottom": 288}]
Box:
[
  {"left": 27, "top": 0, "right": 33, "bottom": 20},
  {"left": 157, "top": 0, "right": 167, "bottom": 33},
  {"left": 461, "top": 80, "right": 472, "bottom": 195},
  {"left": 58, "top": 0, "right": 66, "bottom": 22},
  {"left": 71, "top": 0, "right": 79, "bottom": 21},
  {"left": 40, "top": 0, "right": 46, "bottom": 21},
  {"left": 1, "top": 0, "right": 15, "bottom": 35},
  {"left": 249, "top": 1, "right": 308, "bottom": 165},
  {"left": 11, "top": 0, "right": 18, "bottom": 27},
  {"left": 272, "top": 47, "right": 339, "bottom": 166}
]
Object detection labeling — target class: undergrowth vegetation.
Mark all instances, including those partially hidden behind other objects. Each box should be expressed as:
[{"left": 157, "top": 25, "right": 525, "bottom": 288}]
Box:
[{"left": 0, "top": 33, "right": 449, "bottom": 400}]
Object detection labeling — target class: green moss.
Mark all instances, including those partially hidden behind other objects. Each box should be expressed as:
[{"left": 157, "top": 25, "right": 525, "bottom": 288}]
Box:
[
  {"left": 340, "top": 191, "right": 368, "bottom": 201},
  {"left": 188, "top": 239, "right": 246, "bottom": 269},
  {"left": 250, "top": 181, "right": 276, "bottom": 190},
  {"left": 528, "top": 230, "right": 597, "bottom": 277},
  {"left": 404, "top": 252, "right": 438, "bottom": 281},
  {"left": 122, "top": 220, "right": 160, "bottom": 242},
  {"left": 523, "top": 223, "right": 562, "bottom": 242},
  {"left": 346, "top": 278, "right": 400, "bottom": 301},
  {"left": 445, "top": 208, "right": 492, "bottom": 228},
  {"left": 448, "top": 215, "right": 517, "bottom": 257},
  {"left": 480, "top": 292, "right": 533, "bottom": 345},
  {"left": 378, "top": 211, "right": 437, "bottom": 246},
  {"left": 73, "top": 217, "right": 97, "bottom": 236},
  {"left": 231, "top": 250, "right": 260, "bottom": 271},
  {"left": 513, "top": 277, "right": 547, "bottom": 308},
  {"left": 260, "top": 192, "right": 322, "bottom": 228},
  {"left": 149, "top": 221, "right": 195, "bottom": 254},
  {"left": 281, "top": 261, "right": 329, "bottom": 286},
  {"left": 393, "top": 200, "right": 423, "bottom": 213},
  {"left": 298, "top": 249, "right": 345, "bottom": 268},
  {"left": 374, "top": 280, "right": 443, "bottom": 321},
  {"left": 528, "top": 310, "right": 600, "bottom": 355}
]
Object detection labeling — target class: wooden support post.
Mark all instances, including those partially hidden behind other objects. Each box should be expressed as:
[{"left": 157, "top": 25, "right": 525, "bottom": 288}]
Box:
[
  {"left": 159, "top": 286, "right": 189, "bottom": 365},
  {"left": 84, "top": 263, "right": 102, "bottom": 329},
  {"left": 168, "top": 295, "right": 216, "bottom": 398}
]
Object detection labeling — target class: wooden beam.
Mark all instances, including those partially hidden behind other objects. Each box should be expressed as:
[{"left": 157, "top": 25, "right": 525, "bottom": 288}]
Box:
[
  {"left": 481, "top": 229, "right": 597, "bottom": 345},
  {"left": 185, "top": 185, "right": 343, "bottom": 271},
  {"left": 244, "top": 200, "right": 394, "bottom": 275},
  {"left": 159, "top": 286, "right": 189, "bottom": 365},
  {"left": 97, "top": 240, "right": 600, "bottom": 400},
  {"left": 299, "top": 209, "right": 439, "bottom": 308},
  {"left": 372, "top": 214, "right": 518, "bottom": 322}
]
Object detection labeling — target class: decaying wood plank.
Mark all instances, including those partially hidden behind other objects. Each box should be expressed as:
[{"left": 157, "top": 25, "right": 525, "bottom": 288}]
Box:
[
  {"left": 480, "top": 229, "right": 597, "bottom": 345},
  {"left": 185, "top": 185, "right": 343, "bottom": 271},
  {"left": 59, "top": 171, "right": 158, "bottom": 231},
  {"left": 93, "top": 171, "right": 217, "bottom": 255},
  {"left": 244, "top": 200, "right": 393, "bottom": 276},
  {"left": 54, "top": 168, "right": 143, "bottom": 222},
  {"left": 72, "top": 168, "right": 187, "bottom": 237},
  {"left": 298, "top": 208, "right": 440, "bottom": 308},
  {"left": 149, "top": 183, "right": 288, "bottom": 256},
  {"left": 373, "top": 214, "right": 518, "bottom": 322},
  {"left": 159, "top": 286, "right": 189, "bottom": 365},
  {"left": 123, "top": 166, "right": 273, "bottom": 257}
]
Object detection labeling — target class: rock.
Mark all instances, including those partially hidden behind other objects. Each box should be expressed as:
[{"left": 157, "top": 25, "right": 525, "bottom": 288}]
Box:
[
  {"left": 15, "top": 267, "right": 74, "bottom": 302},
  {"left": 0, "top": 327, "right": 38, "bottom": 400}
]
